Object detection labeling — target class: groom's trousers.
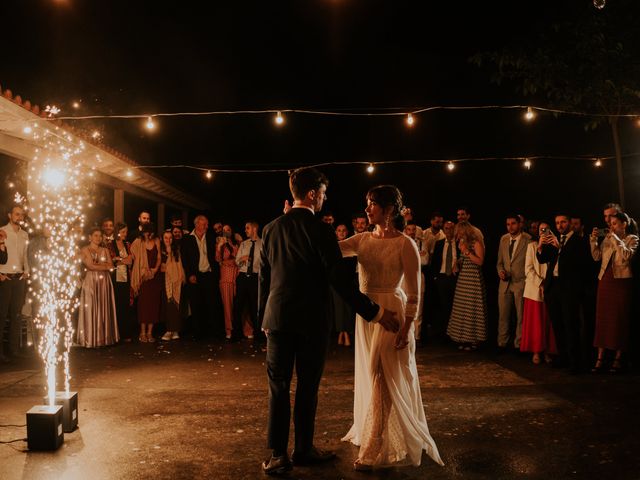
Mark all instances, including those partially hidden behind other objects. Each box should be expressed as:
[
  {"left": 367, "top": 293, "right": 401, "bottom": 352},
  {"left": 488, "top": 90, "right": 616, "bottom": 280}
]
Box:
[{"left": 265, "top": 329, "right": 329, "bottom": 454}]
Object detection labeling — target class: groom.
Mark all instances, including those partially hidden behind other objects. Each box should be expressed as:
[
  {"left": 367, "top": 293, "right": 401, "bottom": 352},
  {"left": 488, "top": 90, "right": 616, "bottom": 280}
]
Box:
[{"left": 259, "top": 167, "right": 399, "bottom": 475}]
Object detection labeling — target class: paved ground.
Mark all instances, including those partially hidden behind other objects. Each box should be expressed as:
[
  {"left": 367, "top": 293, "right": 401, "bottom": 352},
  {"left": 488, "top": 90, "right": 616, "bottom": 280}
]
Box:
[{"left": 0, "top": 338, "right": 638, "bottom": 480}]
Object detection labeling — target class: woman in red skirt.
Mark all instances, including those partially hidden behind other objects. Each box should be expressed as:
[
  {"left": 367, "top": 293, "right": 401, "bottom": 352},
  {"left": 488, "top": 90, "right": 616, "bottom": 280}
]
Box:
[
  {"left": 590, "top": 212, "right": 638, "bottom": 373},
  {"left": 520, "top": 222, "right": 556, "bottom": 364}
]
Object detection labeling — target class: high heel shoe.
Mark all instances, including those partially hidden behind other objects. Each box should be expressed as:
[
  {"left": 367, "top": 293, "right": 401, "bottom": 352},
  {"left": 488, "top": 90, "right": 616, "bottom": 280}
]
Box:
[
  {"left": 609, "top": 359, "right": 623, "bottom": 373},
  {"left": 591, "top": 358, "right": 604, "bottom": 373}
]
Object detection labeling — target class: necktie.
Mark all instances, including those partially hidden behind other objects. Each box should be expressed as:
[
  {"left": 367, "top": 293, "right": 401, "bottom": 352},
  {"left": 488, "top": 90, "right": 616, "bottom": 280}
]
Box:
[
  {"left": 246, "top": 240, "right": 256, "bottom": 275},
  {"left": 560, "top": 235, "right": 566, "bottom": 250},
  {"left": 509, "top": 239, "right": 516, "bottom": 259},
  {"left": 445, "top": 241, "right": 453, "bottom": 276}
]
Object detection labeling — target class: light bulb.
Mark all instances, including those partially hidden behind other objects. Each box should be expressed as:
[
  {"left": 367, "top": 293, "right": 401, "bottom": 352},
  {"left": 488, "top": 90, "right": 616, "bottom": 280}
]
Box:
[
  {"left": 275, "top": 111, "right": 284, "bottom": 126},
  {"left": 593, "top": 0, "right": 605, "bottom": 9},
  {"left": 72, "top": 101, "right": 80, "bottom": 109},
  {"left": 524, "top": 107, "right": 535, "bottom": 121},
  {"left": 524, "top": 159, "right": 532, "bottom": 170},
  {"left": 595, "top": 159, "right": 602, "bottom": 167},
  {"left": 366, "top": 163, "right": 375, "bottom": 174},
  {"left": 205, "top": 170, "right": 213, "bottom": 179},
  {"left": 145, "top": 116, "right": 156, "bottom": 131},
  {"left": 125, "top": 169, "right": 134, "bottom": 178},
  {"left": 23, "top": 126, "right": 33, "bottom": 134},
  {"left": 406, "top": 113, "right": 415, "bottom": 127},
  {"left": 447, "top": 161, "right": 455, "bottom": 171}
]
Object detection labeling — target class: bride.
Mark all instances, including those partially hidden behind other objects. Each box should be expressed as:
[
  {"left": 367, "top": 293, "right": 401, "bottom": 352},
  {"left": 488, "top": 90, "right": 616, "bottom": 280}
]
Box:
[{"left": 339, "top": 185, "right": 444, "bottom": 470}]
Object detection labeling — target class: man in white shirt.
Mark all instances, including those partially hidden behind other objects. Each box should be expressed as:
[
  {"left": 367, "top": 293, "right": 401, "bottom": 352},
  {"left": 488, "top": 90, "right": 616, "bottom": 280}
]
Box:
[
  {"left": 496, "top": 214, "right": 531, "bottom": 350},
  {"left": 234, "top": 221, "right": 262, "bottom": 340},
  {"left": 422, "top": 212, "right": 445, "bottom": 256},
  {"left": 0, "top": 205, "right": 29, "bottom": 361},
  {"left": 101, "top": 217, "right": 115, "bottom": 245}
]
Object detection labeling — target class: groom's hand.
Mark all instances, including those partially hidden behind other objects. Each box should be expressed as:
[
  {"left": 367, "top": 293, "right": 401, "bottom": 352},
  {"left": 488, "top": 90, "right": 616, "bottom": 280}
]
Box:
[{"left": 378, "top": 309, "right": 399, "bottom": 333}]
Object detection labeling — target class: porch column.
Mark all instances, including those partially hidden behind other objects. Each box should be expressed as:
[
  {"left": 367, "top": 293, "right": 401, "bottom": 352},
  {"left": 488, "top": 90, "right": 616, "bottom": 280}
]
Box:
[{"left": 114, "top": 189, "right": 124, "bottom": 225}]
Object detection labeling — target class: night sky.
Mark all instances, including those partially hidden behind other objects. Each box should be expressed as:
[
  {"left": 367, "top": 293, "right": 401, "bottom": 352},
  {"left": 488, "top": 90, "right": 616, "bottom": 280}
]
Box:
[{"left": 1, "top": 0, "right": 639, "bottom": 239}]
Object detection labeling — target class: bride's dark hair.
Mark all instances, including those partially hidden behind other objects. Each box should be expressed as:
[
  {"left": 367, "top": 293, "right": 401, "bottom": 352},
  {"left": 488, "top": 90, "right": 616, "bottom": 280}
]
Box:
[{"left": 366, "top": 185, "right": 405, "bottom": 230}]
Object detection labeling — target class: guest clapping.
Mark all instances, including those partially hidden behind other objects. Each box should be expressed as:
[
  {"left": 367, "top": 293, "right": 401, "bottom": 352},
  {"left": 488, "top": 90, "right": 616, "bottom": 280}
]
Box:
[{"left": 590, "top": 212, "right": 638, "bottom": 373}]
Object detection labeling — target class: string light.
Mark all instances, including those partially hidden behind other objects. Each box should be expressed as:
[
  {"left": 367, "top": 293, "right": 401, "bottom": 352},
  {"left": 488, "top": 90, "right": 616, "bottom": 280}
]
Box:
[
  {"left": 524, "top": 107, "right": 536, "bottom": 122},
  {"left": 524, "top": 159, "right": 532, "bottom": 170},
  {"left": 366, "top": 163, "right": 375, "bottom": 174},
  {"left": 406, "top": 113, "right": 415, "bottom": 127},
  {"left": 145, "top": 116, "right": 156, "bottom": 131},
  {"left": 125, "top": 169, "right": 134, "bottom": 177},
  {"left": 595, "top": 159, "right": 602, "bottom": 167},
  {"left": 205, "top": 170, "right": 213, "bottom": 179},
  {"left": 72, "top": 101, "right": 80, "bottom": 109},
  {"left": 447, "top": 161, "right": 455, "bottom": 171},
  {"left": 275, "top": 111, "right": 284, "bottom": 126}
]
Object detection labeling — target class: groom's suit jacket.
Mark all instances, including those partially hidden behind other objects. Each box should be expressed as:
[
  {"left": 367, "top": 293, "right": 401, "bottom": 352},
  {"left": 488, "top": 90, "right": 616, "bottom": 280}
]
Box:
[{"left": 259, "top": 208, "right": 380, "bottom": 334}]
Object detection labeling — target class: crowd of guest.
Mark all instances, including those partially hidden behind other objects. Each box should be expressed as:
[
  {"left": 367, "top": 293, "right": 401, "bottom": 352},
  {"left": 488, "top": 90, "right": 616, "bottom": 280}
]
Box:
[{"left": 1, "top": 201, "right": 638, "bottom": 376}]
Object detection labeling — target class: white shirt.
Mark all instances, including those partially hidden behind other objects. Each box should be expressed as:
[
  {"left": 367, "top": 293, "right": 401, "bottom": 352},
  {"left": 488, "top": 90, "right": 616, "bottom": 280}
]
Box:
[
  {"left": 423, "top": 228, "right": 446, "bottom": 254},
  {"left": 439, "top": 238, "right": 458, "bottom": 274},
  {"left": 553, "top": 230, "right": 574, "bottom": 277},
  {"left": 236, "top": 238, "right": 262, "bottom": 274},
  {"left": 507, "top": 233, "right": 523, "bottom": 260},
  {"left": 191, "top": 231, "right": 211, "bottom": 273},
  {"left": 0, "top": 224, "right": 29, "bottom": 274}
]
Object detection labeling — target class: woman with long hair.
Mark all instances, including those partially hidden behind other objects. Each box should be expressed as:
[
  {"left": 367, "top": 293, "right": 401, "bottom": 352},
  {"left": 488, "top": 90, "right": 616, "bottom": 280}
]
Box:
[
  {"left": 339, "top": 185, "right": 443, "bottom": 471},
  {"left": 159, "top": 231, "right": 185, "bottom": 341},
  {"left": 130, "top": 223, "right": 162, "bottom": 343},
  {"left": 216, "top": 224, "right": 240, "bottom": 340},
  {"left": 107, "top": 222, "right": 134, "bottom": 342},
  {"left": 77, "top": 227, "right": 119, "bottom": 347},
  {"left": 446, "top": 221, "right": 488, "bottom": 350}
]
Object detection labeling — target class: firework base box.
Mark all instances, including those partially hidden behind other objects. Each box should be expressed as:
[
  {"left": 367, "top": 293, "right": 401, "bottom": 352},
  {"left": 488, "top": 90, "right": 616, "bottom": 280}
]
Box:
[
  {"left": 42, "top": 391, "right": 78, "bottom": 433},
  {"left": 26, "top": 405, "right": 64, "bottom": 451}
]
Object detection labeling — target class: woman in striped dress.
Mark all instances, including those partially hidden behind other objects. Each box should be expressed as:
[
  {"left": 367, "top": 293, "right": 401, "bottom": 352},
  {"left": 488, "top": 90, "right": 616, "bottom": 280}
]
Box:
[
  {"left": 216, "top": 224, "right": 240, "bottom": 340},
  {"left": 447, "top": 221, "right": 488, "bottom": 350}
]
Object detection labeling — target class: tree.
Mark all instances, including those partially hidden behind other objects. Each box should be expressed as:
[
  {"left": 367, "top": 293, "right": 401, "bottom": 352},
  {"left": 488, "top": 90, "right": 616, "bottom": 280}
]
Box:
[{"left": 471, "top": 1, "right": 640, "bottom": 207}]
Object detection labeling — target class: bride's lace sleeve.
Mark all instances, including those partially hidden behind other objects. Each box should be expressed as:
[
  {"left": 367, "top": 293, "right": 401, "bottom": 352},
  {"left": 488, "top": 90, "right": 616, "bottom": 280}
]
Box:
[
  {"left": 402, "top": 236, "right": 421, "bottom": 318},
  {"left": 339, "top": 233, "right": 364, "bottom": 257}
]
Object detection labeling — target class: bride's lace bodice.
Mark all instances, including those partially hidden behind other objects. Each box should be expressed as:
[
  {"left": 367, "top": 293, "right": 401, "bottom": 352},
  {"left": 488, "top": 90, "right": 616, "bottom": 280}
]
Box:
[{"left": 339, "top": 232, "right": 421, "bottom": 317}]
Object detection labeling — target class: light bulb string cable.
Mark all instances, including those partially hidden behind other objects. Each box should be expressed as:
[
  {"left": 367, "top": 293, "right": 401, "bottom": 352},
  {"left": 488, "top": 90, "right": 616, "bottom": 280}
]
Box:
[
  {"left": 123, "top": 152, "right": 634, "bottom": 174},
  {"left": 33, "top": 103, "right": 640, "bottom": 122}
]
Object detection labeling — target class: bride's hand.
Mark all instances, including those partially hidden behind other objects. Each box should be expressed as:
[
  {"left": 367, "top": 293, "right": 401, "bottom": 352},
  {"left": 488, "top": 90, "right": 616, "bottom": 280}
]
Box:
[{"left": 394, "top": 329, "right": 410, "bottom": 350}]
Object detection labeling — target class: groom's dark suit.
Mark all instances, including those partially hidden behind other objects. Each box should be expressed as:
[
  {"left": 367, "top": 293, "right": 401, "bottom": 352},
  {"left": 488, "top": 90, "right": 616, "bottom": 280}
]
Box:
[{"left": 259, "top": 207, "right": 381, "bottom": 455}]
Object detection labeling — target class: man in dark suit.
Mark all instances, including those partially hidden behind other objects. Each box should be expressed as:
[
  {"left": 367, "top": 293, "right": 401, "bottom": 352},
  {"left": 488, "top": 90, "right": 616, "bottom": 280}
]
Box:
[
  {"left": 181, "top": 214, "right": 222, "bottom": 339},
  {"left": 259, "top": 167, "right": 399, "bottom": 475},
  {"left": 537, "top": 213, "right": 592, "bottom": 373},
  {"left": 429, "top": 220, "right": 458, "bottom": 340}
]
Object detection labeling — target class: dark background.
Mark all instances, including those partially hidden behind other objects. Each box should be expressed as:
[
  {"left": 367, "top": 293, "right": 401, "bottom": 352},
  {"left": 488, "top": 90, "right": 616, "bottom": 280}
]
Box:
[{"left": 0, "top": 0, "right": 638, "bottom": 235}]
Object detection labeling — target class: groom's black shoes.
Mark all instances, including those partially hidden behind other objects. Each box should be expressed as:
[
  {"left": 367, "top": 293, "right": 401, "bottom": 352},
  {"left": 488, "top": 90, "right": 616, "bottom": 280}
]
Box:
[
  {"left": 291, "top": 446, "right": 336, "bottom": 465},
  {"left": 262, "top": 454, "right": 293, "bottom": 475}
]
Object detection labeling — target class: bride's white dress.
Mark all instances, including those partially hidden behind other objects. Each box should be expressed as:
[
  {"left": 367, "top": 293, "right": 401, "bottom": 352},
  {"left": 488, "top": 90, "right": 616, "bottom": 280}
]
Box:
[{"left": 339, "top": 232, "right": 443, "bottom": 467}]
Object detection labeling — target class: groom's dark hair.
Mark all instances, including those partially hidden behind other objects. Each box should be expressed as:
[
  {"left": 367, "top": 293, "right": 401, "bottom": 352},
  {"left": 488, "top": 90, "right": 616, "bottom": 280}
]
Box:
[{"left": 289, "top": 167, "right": 329, "bottom": 200}]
